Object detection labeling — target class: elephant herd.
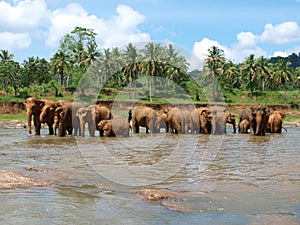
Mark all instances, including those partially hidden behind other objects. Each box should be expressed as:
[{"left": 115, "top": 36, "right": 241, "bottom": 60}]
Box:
[{"left": 24, "top": 97, "right": 286, "bottom": 137}]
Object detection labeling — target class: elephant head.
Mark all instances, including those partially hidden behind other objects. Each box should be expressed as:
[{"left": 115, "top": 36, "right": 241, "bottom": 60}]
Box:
[
  {"left": 250, "top": 106, "right": 269, "bottom": 136},
  {"left": 227, "top": 113, "right": 236, "bottom": 133},
  {"left": 76, "top": 106, "right": 95, "bottom": 137},
  {"left": 39, "top": 100, "right": 57, "bottom": 135},
  {"left": 267, "top": 111, "right": 286, "bottom": 133},
  {"left": 24, "top": 97, "right": 45, "bottom": 135},
  {"left": 198, "top": 107, "right": 212, "bottom": 134},
  {"left": 210, "top": 106, "right": 227, "bottom": 135}
]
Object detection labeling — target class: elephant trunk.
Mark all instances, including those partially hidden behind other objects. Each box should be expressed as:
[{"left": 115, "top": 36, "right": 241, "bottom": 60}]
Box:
[
  {"left": 27, "top": 110, "right": 32, "bottom": 134},
  {"left": 255, "top": 114, "right": 263, "bottom": 136},
  {"left": 80, "top": 119, "right": 85, "bottom": 137},
  {"left": 39, "top": 110, "right": 46, "bottom": 124}
]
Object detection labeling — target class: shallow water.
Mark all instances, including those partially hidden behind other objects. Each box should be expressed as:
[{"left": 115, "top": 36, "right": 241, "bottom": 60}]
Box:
[{"left": 0, "top": 126, "right": 299, "bottom": 224}]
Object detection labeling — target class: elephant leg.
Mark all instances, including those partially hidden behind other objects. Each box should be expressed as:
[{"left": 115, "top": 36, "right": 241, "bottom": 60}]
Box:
[
  {"left": 99, "top": 130, "right": 104, "bottom": 136},
  {"left": 33, "top": 115, "right": 41, "bottom": 135},
  {"left": 58, "top": 123, "right": 66, "bottom": 137},
  {"left": 88, "top": 123, "right": 96, "bottom": 137},
  {"left": 48, "top": 123, "right": 54, "bottom": 135}
]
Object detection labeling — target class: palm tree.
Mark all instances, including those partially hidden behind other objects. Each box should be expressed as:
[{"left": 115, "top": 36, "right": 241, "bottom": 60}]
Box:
[
  {"left": 204, "top": 46, "right": 225, "bottom": 79},
  {"left": 240, "top": 54, "right": 259, "bottom": 96},
  {"left": 122, "top": 43, "right": 141, "bottom": 96},
  {"left": 50, "top": 50, "right": 72, "bottom": 86},
  {"left": 162, "top": 44, "right": 189, "bottom": 83},
  {"left": 140, "top": 42, "right": 163, "bottom": 102},
  {"left": 80, "top": 43, "right": 102, "bottom": 66},
  {"left": 23, "top": 57, "right": 40, "bottom": 86},
  {"left": 110, "top": 47, "right": 125, "bottom": 86},
  {"left": 0, "top": 50, "right": 14, "bottom": 62},
  {"left": 256, "top": 56, "right": 271, "bottom": 91},
  {"left": 271, "top": 59, "right": 293, "bottom": 96}
]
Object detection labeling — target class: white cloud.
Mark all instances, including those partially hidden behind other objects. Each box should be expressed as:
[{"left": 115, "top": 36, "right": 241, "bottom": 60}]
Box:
[
  {"left": 259, "top": 22, "right": 300, "bottom": 44},
  {"left": 46, "top": 3, "right": 150, "bottom": 49},
  {"left": 192, "top": 38, "right": 230, "bottom": 62},
  {"left": 0, "top": 32, "right": 31, "bottom": 50},
  {"left": 0, "top": 1, "right": 150, "bottom": 52},
  {"left": 0, "top": 0, "right": 49, "bottom": 33},
  {"left": 0, "top": 0, "right": 49, "bottom": 51},
  {"left": 273, "top": 45, "right": 300, "bottom": 57},
  {"left": 192, "top": 21, "right": 300, "bottom": 64}
]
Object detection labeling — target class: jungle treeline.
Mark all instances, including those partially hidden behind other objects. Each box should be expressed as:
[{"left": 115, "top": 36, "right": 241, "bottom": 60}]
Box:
[{"left": 0, "top": 26, "right": 299, "bottom": 103}]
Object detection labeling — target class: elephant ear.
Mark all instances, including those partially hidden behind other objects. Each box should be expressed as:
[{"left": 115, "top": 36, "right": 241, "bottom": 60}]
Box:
[{"left": 280, "top": 112, "right": 287, "bottom": 119}]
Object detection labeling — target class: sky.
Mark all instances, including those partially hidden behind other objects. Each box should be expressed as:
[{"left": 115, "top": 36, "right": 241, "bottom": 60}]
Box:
[{"left": 1, "top": 0, "right": 300, "bottom": 70}]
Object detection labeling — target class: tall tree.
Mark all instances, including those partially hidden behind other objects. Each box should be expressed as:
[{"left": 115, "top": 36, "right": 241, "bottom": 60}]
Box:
[
  {"left": 140, "top": 42, "right": 163, "bottom": 102},
  {"left": 50, "top": 50, "right": 72, "bottom": 86},
  {"left": 271, "top": 59, "right": 293, "bottom": 95},
  {"left": 241, "top": 54, "right": 259, "bottom": 96},
  {"left": 122, "top": 43, "right": 140, "bottom": 92},
  {"left": 204, "top": 46, "right": 225, "bottom": 79}
]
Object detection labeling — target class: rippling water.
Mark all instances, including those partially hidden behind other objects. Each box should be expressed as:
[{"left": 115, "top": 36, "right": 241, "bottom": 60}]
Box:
[{"left": 0, "top": 126, "right": 299, "bottom": 224}]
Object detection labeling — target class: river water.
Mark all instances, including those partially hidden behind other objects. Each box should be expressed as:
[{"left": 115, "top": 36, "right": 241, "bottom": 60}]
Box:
[{"left": 0, "top": 126, "right": 299, "bottom": 225}]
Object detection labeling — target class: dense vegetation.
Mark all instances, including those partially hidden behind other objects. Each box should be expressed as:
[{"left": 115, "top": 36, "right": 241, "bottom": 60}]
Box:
[{"left": 0, "top": 26, "right": 299, "bottom": 104}]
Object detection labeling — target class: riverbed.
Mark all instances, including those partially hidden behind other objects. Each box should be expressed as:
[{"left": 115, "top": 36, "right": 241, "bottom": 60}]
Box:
[{"left": 0, "top": 126, "right": 299, "bottom": 224}]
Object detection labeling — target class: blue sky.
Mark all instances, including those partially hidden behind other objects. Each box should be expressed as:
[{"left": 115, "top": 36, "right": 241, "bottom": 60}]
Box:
[{"left": 1, "top": 0, "right": 300, "bottom": 69}]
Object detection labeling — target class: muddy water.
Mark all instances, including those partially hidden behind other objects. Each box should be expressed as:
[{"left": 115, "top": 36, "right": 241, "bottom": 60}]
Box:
[{"left": 0, "top": 126, "right": 299, "bottom": 224}]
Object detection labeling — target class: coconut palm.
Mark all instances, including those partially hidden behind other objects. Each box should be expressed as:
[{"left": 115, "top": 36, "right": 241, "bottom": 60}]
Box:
[
  {"left": 80, "top": 43, "right": 102, "bottom": 66},
  {"left": 0, "top": 50, "right": 14, "bottom": 62},
  {"left": 240, "top": 54, "right": 259, "bottom": 96},
  {"left": 271, "top": 59, "right": 293, "bottom": 96},
  {"left": 139, "top": 42, "right": 163, "bottom": 102},
  {"left": 204, "top": 46, "right": 225, "bottom": 79},
  {"left": 50, "top": 50, "right": 72, "bottom": 86}
]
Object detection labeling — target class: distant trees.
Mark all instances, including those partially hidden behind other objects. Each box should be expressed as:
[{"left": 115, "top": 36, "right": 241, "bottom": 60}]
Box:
[{"left": 0, "top": 26, "right": 299, "bottom": 101}]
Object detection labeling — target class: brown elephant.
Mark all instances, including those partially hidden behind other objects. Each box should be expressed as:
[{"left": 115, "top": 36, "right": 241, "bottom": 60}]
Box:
[
  {"left": 226, "top": 113, "right": 236, "bottom": 133},
  {"left": 267, "top": 111, "right": 286, "bottom": 133},
  {"left": 191, "top": 107, "right": 211, "bottom": 134},
  {"left": 24, "top": 97, "right": 56, "bottom": 135},
  {"left": 249, "top": 105, "right": 270, "bottom": 136},
  {"left": 97, "top": 118, "right": 130, "bottom": 137},
  {"left": 238, "top": 119, "right": 250, "bottom": 133},
  {"left": 128, "top": 106, "right": 163, "bottom": 134},
  {"left": 55, "top": 100, "right": 82, "bottom": 137},
  {"left": 164, "top": 107, "right": 191, "bottom": 134},
  {"left": 210, "top": 105, "right": 227, "bottom": 135},
  {"left": 39, "top": 99, "right": 57, "bottom": 135},
  {"left": 76, "top": 105, "right": 112, "bottom": 137}
]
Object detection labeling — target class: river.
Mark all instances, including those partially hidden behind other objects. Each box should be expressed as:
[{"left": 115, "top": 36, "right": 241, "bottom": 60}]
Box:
[{"left": 0, "top": 126, "right": 299, "bottom": 224}]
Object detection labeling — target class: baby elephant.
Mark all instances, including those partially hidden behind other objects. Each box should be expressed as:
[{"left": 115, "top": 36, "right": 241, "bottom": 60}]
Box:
[{"left": 97, "top": 118, "right": 130, "bottom": 137}]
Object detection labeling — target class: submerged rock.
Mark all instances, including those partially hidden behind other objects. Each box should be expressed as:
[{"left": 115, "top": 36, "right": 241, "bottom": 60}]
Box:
[
  {"left": 138, "top": 188, "right": 198, "bottom": 212},
  {"left": 0, "top": 169, "right": 49, "bottom": 189}
]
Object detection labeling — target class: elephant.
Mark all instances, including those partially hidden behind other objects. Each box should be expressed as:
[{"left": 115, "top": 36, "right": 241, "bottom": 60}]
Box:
[
  {"left": 190, "top": 107, "right": 211, "bottom": 134},
  {"left": 97, "top": 118, "right": 130, "bottom": 137},
  {"left": 76, "top": 105, "right": 112, "bottom": 137},
  {"left": 267, "top": 111, "right": 286, "bottom": 133},
  {"left": 249, "top": 105, "right": 270, "bottom": 136},
  {"left": 238, "top": 119, "right": 250, "bottom": 133},
  {"left": 55, "top": 100, "right": 82, "bottom": 137},
  {"left": 164, "top": 107, "right": 191, "bottom": 134},
  {"left": 226, "top": 113, "right": 236, "bottom": 133},
  {"left": 24, "top": 97, "right": 56, "bottom": 135},
  {"left": 39, "top": 99, "right": 57, "bottom": 135},
  {"left": 210, "top": 106, "right": 227, "bottom": 135},
  {"left": 128, "top": 106, "right": 164, "bottom": 134}
]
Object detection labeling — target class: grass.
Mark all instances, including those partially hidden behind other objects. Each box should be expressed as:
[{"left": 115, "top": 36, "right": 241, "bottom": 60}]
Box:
[{"left": 0, "top": 111, "right": 27, "bottom": 122}]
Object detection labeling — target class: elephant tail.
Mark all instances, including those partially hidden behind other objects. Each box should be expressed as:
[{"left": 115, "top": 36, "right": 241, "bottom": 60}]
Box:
[{"left": 128, "top": 109, "right": 132, "bottom": 123}]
